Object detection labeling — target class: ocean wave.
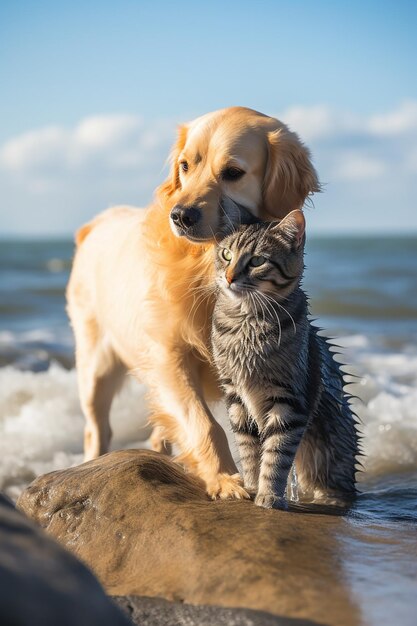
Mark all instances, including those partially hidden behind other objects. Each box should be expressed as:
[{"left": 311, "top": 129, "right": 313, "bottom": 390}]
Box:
[
  {"left": 0, "top": 329, "right": 417, "bottom": 497},
  {"left": 337, "top": 335, "right": 417, "bottom": 481},
  {"left": 0, "top": 363, "right": 151, "bottom": 498},
  {"left": 1, "top": 333, "right": 417, "bottom": 499},
  {"left": 0, "top": 328, "right": 74, "bottom": 370}
]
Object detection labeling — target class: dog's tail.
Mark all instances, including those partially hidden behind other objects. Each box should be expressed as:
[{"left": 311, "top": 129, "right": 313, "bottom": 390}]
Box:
[
  {"left": 75, "top": 213, "right": 108, "bottom": 247},
  {"left": 75, "top": 222, "right": 94, "bottom": 247},
  {"left": 75, "top": 207, "right": 136, "bottom": 248}
]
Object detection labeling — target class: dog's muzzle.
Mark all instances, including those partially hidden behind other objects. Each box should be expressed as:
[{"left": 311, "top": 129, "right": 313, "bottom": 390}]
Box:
[
  {"left": 170, "top": 205, "right": 201, "bottom": 234},
  {"left": 170, "top": 199, "right": 260, "bottom": 242}
]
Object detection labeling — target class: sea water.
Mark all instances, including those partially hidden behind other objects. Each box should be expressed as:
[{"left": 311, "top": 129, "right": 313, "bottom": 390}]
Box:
[
  {"left": 1, "top": 234, "right": 417, "bottom": 625},
  {"left": 1, "top": 236, "right": 416, "bottom": 515}
]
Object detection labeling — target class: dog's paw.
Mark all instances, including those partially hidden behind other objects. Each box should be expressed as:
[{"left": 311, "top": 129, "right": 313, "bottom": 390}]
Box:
[
  {"left": 149, "top": 425, "right": 172, "bottom": 456},
  {"left": 206, "top": 473, "right": 250, "bottom": 500},
  {"left": 255, "top": 493, "right": 288, "bottom": 510}
]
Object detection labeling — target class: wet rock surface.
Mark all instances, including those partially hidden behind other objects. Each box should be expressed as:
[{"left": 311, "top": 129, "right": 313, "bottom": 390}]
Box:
[
  {"left": 114, "top": 595, "right": 317, "bottom": 625},
  {"left": 17, "top": 449, "right": 360, "bottom": 626},
  {"left": 0, "top": 492, "right": 130, "bottom": 626}
]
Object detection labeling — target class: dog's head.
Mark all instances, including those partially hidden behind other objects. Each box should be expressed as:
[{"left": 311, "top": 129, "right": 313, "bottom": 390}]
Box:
[{"left": 158, "top": 106, "right": 320, "bottom": 242}]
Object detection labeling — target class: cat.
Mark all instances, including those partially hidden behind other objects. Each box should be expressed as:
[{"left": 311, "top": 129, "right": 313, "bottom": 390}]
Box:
[{"left": 211, "top": 210, "right": 360, "bottom": 509}]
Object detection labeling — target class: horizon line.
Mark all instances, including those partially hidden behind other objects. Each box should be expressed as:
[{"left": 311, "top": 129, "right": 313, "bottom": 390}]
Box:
[{"left": 1, "top": 230, "right": 417, "bottom": 241}]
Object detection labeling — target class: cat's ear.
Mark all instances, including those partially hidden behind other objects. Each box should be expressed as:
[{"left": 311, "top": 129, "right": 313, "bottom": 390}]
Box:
[{"left": 276, "top": 210, "right": 306, "bottom": 248}]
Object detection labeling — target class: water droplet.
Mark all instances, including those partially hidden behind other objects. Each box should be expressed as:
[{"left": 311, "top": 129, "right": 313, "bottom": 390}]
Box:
[{"left": 288, "top": 464, "right": 299, "bottom": 502}]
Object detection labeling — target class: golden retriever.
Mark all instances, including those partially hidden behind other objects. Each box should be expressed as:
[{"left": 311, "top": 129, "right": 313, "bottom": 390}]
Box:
[{"left": 67, "top": 106, "right": 319, "bottom": 499}]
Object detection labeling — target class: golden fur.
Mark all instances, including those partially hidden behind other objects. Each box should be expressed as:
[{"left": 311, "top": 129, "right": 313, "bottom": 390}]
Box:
[{"left": 67, "top": 106, "right": 319, "bottom": 499}]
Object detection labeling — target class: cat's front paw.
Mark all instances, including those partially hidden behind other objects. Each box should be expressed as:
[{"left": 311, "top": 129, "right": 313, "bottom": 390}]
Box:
[
  {"left": 206, "top": 473, "right": 251, "bottom": 500},
  {"left": 255, "top": 493, "right": 288, "bottom": 510},
  {"left": 244, "top": 486, "right": 258, "bottom": 500}
]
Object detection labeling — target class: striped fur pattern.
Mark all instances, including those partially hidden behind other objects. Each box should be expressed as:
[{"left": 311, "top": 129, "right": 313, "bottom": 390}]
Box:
[{"left": 211, "top": 210, "right": 359, "bottom": 509}]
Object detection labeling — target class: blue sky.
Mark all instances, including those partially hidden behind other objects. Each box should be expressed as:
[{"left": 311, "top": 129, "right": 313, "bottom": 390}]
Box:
[{"left": 1, "top": 0, "right": 416, "bottom": 235}]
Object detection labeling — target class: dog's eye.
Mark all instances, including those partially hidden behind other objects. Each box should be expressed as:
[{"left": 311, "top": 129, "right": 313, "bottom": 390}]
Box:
[
  {"left": 249, "top": 255, "right": 266, "bottom": 267},
  {"left": 221, "top": 167, "right": 245, "bottom": 181},
  {"left": 221, "top": 248, "right": 233, "bottom": 262},
  {"left": 180, "top": 161, "right": 189, "bottom": 173}
]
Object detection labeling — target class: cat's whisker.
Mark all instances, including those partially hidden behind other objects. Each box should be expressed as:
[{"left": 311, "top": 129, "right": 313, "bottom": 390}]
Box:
[
  {"left": 249, "top": 290, "right": 266, "bottom": 326},
  {"left": 187, "top": 284, "right": 216, "bottom": 333},
  {"left": 263, "top": 289, "right": 291, "bottom": 303},
  {"left": 209, "top": 226, "right": 222, "bottom": 247},
  {"left": 187, "top": 297, "right": 205, "bottom": 332},
  {"left": 220, "top": 199, "right": 240, "bottom": 235},
  {"left": 258, "top": 290, "right": 296, "bottom": 337},
  {"left": 275, "top": 302, "right": 297, "bottom": 335},
  {"left": 256, "top": 291, "right": 283, "bottom": 347},
  {"left": 169, "top": 273, "right": 209, "bottom": 290},
  {"left": 187, "top": 287, "right": 207, "bottom": 323},
  {"left": 170, "top": 270, "right": 217, "bottom": 295},
  {"left": 247, "top": 286, "right": 281, "bottom": 337},
  {"left": 245, "top": 293, "right": 259, "bottom": 352},
  {"left": 189, "top": 284, "right": 216, "bottom": 296},
  {"left": 252, "top": 292, "right": 265, "bottom": 326}
]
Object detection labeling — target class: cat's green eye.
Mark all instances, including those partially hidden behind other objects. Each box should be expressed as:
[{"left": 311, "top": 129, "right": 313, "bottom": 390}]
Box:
[
  {"left": 221, "top": 248, "right": 233, "bottom": 262},
  {"left": 249, "top": 255, "right": 266, "bottom": 267}
]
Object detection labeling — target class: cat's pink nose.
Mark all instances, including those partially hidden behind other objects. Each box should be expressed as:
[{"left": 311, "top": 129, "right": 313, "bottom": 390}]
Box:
[{"left": 226, "top": 270, "right": 234, "bottom": 284}]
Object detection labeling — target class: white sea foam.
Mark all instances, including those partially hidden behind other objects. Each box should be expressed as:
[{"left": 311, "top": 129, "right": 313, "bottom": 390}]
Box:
[
  {"left": 0, "top": 363, "right": 152, "bottom": 499},
  {"left": 1, "top": 334, "right": 416, "bottom": 499},
  {"left": 339, "top": 335, "right": 417, "bottom": 480}
]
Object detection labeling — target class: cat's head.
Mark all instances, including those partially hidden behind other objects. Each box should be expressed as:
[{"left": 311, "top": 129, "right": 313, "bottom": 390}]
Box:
[{"left": 215, "top": 210, "right": 305, "bottom": 302}]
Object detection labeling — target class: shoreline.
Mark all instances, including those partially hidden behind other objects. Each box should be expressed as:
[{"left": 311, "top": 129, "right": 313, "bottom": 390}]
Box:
[{"left": 17, "top": 449, "right": 417, "bottom": 626}]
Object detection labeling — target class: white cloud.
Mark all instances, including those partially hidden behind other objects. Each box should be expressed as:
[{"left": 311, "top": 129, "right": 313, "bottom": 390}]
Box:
[
  {"left": 0, "top": 102, "right": 416, "bottom": 234},
  {"left": 368, "top": 101, "right": 417, "bottom": 136},
  {"left": 280, "top": 105, "right": 361, "bottom": 142},
  {"left": 0, "top": 114, "right": 177, "bottom": 234},
  {"left": 332, "top": 153, "right": 387, "bottom": 181},
  {"left": 0, "top": 126, "right": 68, "bottom": 172},
  {"left": 281, "top": 100, "right": 417, "bottom": 144},
  {"left": 74, "top": 115, "right": 141, "bottom": 148},
  {"left": 279, "top": 101, "right": 417, "bottom": 190},
  {"left": 0, "top": 114, "right": 171, "bottom": 176}
]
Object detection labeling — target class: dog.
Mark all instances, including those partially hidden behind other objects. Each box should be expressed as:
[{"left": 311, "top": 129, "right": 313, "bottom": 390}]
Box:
[{"left": 67, "top": 106, "right": 320, "bottom": 499}]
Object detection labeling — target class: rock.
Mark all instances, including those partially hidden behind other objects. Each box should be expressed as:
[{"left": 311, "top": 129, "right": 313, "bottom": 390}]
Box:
[
  {"left": 17, "top": 449, "right": 360, "bottom": 626},
  {"left": 114, "top": 595, "right": 315, "bottom": 625},
  {"left": 0, "top": 492, "right": 131, "bottom": 626}
]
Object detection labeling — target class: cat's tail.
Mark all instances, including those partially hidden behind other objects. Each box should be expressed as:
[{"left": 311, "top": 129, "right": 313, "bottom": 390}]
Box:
[{"left": 296, "top": 329, "right": 362, "bottom": 502}]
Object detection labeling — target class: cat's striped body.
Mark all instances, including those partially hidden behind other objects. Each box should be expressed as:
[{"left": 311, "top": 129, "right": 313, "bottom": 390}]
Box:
[{"left": 211, "top": 212, "right": 359, "bottom": 508}]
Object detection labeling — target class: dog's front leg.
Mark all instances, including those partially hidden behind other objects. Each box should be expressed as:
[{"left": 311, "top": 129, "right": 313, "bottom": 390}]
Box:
[{"left": 147, "top": 348, "right": 249, "bottom": 500}]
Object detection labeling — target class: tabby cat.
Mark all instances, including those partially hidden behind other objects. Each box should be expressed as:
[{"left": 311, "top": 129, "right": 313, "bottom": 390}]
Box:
[{"left": 211, "top": 210, "right": 359, "bottom": 509}]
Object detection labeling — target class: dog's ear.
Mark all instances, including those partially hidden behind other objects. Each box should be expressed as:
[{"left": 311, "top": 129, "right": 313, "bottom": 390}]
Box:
[
  {"left": 157, "top": 124, "right": 188, "bottom": 200},
  {"left": 263, "top": 127, "right": 320, "bottom": 219}
]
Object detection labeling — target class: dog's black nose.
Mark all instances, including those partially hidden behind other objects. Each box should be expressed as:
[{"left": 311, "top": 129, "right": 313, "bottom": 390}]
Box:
[{"left": 170, "top": 205, "right": 201, "bottom": 229}]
